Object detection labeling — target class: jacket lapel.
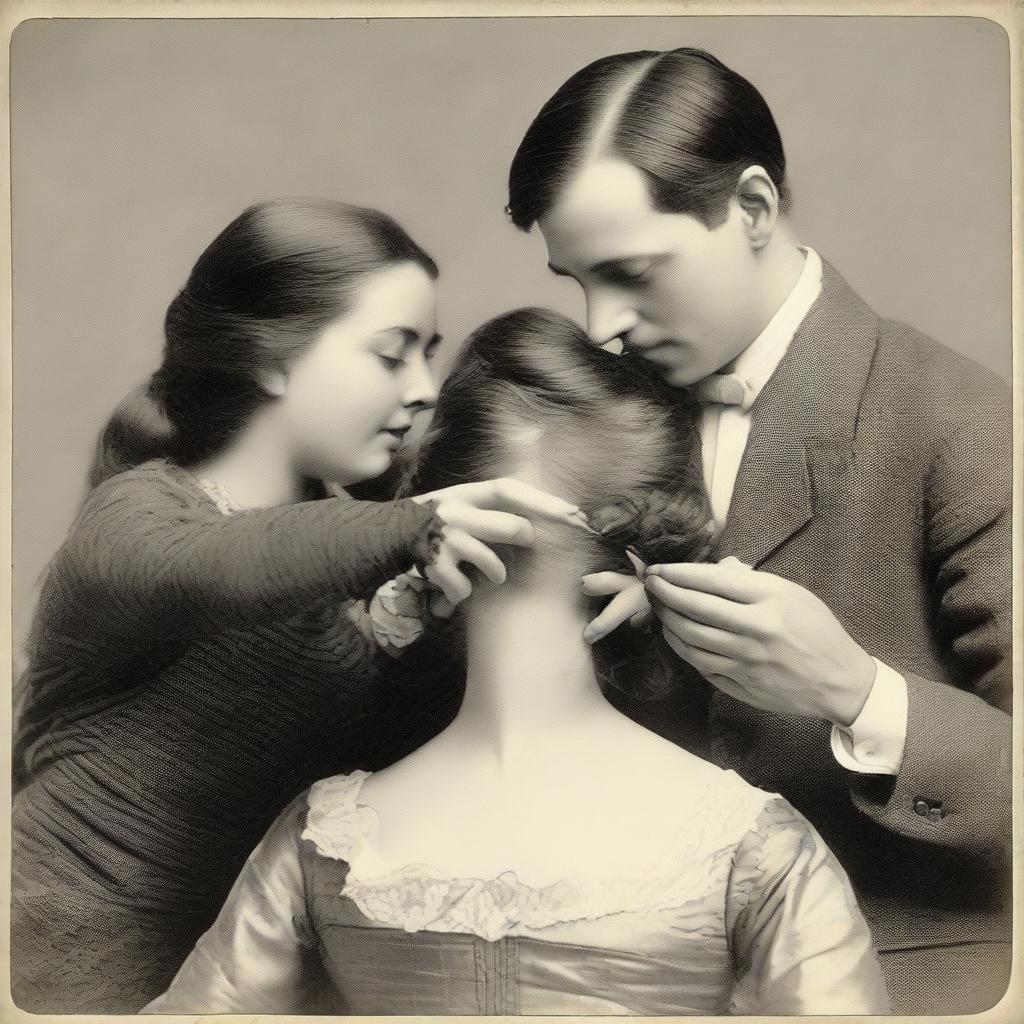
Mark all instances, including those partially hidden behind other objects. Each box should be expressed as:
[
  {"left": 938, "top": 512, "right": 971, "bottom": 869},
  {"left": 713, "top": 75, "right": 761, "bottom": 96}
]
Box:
[{"left": 717, "top": 260, "right": 881, "bottom": 566}]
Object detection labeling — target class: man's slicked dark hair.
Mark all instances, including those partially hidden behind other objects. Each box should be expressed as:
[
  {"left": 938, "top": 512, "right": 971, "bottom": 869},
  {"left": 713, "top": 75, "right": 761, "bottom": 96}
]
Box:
[{"left": 507, "top": 47, "right": 790, "bottom": 231}]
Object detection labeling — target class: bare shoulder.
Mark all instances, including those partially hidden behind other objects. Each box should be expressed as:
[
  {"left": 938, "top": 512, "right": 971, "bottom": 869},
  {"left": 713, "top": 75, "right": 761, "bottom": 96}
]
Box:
[{"left": 601, "top": 712, "right": 763, "bottom": 808}]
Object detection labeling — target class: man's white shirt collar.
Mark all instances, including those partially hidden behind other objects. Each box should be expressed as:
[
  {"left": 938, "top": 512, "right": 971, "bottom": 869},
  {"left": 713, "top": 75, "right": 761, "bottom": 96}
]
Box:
[{"left": 725, "top": 246, "right": 823, "bottom": 408}]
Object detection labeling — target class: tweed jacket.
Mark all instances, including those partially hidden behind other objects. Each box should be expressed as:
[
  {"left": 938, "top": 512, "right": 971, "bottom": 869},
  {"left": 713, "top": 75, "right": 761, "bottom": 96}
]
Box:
[{"left": 661, "top": 259, "right": 1012, "bottom": 954}]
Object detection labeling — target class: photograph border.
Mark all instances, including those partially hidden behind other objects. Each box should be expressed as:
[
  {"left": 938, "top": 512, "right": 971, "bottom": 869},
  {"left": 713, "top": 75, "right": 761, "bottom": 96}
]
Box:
[{"left": 2, "top": 2, "right": 1020, "bottom": 1023}]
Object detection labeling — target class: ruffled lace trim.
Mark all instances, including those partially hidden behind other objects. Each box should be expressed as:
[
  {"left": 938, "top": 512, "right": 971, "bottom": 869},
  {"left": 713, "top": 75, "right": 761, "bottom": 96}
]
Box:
[
  {"left": 190, "top": 476, "right": 241, "bottom": 517},
  {"left": 302, "top": 769, "right": 773, "bottom": 941}
]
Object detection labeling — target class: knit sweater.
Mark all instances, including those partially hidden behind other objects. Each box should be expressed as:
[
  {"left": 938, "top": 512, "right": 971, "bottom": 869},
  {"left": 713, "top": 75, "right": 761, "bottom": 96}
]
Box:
[{"left": 11, "top": 460, "right": 448, "bottom": 1012}]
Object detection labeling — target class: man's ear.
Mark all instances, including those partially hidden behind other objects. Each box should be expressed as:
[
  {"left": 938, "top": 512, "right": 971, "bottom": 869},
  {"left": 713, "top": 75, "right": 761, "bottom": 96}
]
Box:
[
  {"left": 257, "top": 366, "right": 288, "bottom": 398},
  {"left": 735, "top": 165, "right": 780, "bottom": 250}
]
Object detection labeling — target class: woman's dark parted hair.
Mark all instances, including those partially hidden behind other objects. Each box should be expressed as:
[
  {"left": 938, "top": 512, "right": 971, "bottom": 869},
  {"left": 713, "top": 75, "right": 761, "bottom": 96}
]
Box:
[
  {"left": 90, "top": 198, "right": 438, "bottom": 488},
  {"left": 404, "top": 307, "right": 715, "bottom": 701},
  {"left": 508, "top": 47, "right": 790, "bottom": 231}
]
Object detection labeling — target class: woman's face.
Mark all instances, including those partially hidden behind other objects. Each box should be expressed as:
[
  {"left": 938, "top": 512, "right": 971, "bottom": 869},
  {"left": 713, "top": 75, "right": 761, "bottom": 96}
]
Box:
[
  {"left": 278, "top": 261, "right": 440, "bottom": 485},
  {"left": 537, "top": 158, "right": 760, "bottom": 387}
]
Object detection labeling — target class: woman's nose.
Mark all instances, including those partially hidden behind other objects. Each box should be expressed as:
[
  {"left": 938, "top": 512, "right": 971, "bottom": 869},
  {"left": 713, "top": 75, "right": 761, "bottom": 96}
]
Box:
[
  {"left": 586, "top": 294, "right": 640, "bottom": 347},
  {"left": 402, "top": 355, "right": 438, "bottom": 411}
]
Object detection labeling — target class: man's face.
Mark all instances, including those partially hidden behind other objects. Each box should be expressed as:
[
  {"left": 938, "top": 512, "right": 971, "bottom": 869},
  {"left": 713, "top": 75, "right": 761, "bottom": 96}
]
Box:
[{"left": 538, "top": 158, "right": 761, "bottom": 386}]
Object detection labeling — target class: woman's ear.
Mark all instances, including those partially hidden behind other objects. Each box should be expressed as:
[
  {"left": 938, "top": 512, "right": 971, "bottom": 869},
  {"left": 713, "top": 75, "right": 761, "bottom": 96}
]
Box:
[
  {"left": 734, "top": 165, "right": 780, "bottom": 251},
  {"left": 257, "top": 367, "right": 288, "bottom": 398}
]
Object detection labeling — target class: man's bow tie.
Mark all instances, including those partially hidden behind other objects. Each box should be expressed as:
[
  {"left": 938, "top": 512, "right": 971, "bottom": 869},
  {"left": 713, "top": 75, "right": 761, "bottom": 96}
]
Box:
[{"left": 692, "top": 373, "right": 750, "bottom": 409}]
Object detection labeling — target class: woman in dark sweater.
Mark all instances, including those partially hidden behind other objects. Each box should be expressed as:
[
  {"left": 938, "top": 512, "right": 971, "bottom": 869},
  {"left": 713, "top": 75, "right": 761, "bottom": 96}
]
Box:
[{"left": 10, "top": 198, "right": 580, "bottom": 1013}]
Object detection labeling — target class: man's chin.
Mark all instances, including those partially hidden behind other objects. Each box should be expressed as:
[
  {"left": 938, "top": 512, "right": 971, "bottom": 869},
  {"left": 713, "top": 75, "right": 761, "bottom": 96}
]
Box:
[{"left": 657, "top": 363, "right": 702, "bottom": 389}]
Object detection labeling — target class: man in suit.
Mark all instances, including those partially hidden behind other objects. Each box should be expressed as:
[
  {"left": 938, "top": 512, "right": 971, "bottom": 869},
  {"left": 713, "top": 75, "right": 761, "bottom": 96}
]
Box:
[{"left": 505, "top": 46, "right": 1012, "bottom": 1014}]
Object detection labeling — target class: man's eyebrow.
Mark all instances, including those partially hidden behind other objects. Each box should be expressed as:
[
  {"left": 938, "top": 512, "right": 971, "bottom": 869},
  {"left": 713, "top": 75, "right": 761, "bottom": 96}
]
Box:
[
  {"left": 548, "top": 254, "right": 662, "bottom": 277},
  {"left": 593, "top": 254, "right": 662, "bottom": 271}
]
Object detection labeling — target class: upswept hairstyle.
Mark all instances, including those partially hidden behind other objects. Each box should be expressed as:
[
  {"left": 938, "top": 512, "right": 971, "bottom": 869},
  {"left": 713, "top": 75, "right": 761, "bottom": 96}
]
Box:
[
  {"left": 406, "top": 307, "right": 715, "bottom": 700},
  {"left": 90, "top": 198, "right": 438, "bottom": 488},
  {"left": 507, "top": 47, "right": 790, "bottom": 231}
]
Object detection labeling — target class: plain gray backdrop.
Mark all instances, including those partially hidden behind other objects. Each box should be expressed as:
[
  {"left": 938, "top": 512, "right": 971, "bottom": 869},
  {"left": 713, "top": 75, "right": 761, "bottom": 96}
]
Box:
[{"left": 11, "top": 16, "right": 1011, "bottom": 651}]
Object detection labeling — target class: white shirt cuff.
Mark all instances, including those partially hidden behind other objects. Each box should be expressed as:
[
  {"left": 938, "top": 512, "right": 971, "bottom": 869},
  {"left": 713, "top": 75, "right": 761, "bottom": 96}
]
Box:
[{"left": 830, "top": 658, "right": 909, "bottom": 775}]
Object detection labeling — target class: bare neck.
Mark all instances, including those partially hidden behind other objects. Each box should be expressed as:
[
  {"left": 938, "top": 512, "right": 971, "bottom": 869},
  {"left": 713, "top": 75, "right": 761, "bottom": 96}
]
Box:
[
  {"left": 742, "top": 230, "right": 807, "bottom": 349},
  {"left": 449, "top": 575, "right": 613, "bottom": 764},
  {"left": 189, "top": 406, "right": 304, "bottom": 509}
]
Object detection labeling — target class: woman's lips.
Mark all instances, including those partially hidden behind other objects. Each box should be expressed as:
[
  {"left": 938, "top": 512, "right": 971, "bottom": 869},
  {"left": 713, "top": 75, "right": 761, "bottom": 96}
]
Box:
[{"left": 380, "top": 427, "right": 410, "bottom": 446}]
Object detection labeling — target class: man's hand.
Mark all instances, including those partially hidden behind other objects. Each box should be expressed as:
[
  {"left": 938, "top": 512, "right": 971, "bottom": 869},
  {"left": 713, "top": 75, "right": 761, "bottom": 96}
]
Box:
[{"left": 643, "top": 558, "right": 877, "bottom": 726}]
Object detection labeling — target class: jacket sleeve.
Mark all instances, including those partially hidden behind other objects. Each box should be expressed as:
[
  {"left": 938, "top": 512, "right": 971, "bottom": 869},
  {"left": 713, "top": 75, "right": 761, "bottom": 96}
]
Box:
[{"left": 845, "top": 366, "right": 1012, "bottom": 858}]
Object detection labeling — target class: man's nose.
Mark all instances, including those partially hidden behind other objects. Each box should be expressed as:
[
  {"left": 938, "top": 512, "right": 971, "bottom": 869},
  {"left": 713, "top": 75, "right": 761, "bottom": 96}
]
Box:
[{"left": 585, "top": 294, "right": 640, "bottom": 348}]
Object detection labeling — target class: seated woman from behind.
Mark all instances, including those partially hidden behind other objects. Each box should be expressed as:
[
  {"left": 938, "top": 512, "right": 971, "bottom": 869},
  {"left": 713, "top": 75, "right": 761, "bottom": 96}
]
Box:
[{"left": 145, "top": 308, "right": 889, "bottom": 1016}]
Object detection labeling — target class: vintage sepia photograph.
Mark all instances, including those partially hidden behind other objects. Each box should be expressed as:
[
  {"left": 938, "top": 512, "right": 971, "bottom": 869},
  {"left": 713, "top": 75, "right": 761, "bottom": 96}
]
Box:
[{"left": 5, "top": 4, "right": 1018, "bottom": 1019}]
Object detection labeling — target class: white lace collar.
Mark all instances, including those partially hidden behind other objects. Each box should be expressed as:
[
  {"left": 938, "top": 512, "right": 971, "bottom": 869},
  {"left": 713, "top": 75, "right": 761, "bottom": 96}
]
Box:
[
  {"left": 301, "top": 769, "right": 773, "bottom": 941},
  {"left": 190, "top": 475, "right": 241, "bottom": 516}
]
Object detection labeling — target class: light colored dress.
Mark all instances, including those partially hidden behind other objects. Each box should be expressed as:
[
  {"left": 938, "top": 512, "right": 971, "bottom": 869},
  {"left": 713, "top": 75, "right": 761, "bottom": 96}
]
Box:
[{"left": 145, "top": 768, "right": 889, "bottom": 1016}]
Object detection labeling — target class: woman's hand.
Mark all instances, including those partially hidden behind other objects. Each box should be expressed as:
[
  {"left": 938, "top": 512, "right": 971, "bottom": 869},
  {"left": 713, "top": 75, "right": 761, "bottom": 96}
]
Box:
[{"left": 411, "top": 478, "right": 585, "bottom": 613}]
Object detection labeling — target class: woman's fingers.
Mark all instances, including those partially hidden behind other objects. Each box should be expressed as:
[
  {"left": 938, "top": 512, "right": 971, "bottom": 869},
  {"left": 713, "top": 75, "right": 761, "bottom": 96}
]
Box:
[
  {"left": 416, "top": 478, "right": 582, "bottom": 526},
  {"left": 584, "top": 582, "right": 650, "bottom": 643},
  {"left": 421, "top": 526, "right": 510, "bottom": 612},
  {"left": 428, "top": 591, "right": 456, "bottom": 620},
  {"left": 462, "top": 478, "right": 582, "bottom": 523},
  {"left": 445, "top": 529, "right": 507, "bottom": 586},
  {"left": 442, "top": 506, "right": 536, "bottom": 547},
  {"left": 423, "top": 549, "right": 473, "bottom": 606}
]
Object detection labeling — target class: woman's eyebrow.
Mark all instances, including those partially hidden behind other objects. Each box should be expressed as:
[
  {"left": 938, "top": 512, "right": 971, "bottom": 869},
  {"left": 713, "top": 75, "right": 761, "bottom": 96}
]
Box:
[{"left": 374, "top": 327, "right": 443, "bottom": 347}]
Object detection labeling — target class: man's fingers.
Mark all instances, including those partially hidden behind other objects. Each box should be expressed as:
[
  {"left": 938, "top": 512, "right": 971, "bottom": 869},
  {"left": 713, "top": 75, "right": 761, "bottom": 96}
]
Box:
[
  {"left": 644, "top": 575, "right": 752, "bottom": 632},
  {"left": 661, "top": 627, "right": 735, "bottom": 678},
  {"left": 645, "top": 561, "right": 767, "bottom": 602},
  {"left": 582, "top": 571, "right": 636, "bottom": 597},
  {"left": 655, "top": 607, "right": 745, "bottom": 658},
  {"left": 630, "top": 606, "right": 653, "bottom": 628},
  {"left": 584, "top": 585, "right": 650, "bottom": 643}
]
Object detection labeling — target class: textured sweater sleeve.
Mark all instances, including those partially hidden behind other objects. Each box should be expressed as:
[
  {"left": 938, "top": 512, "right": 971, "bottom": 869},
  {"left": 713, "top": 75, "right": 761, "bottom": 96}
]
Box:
[{"left": 57, "top": 465, "right": 440, "bottom": 643}]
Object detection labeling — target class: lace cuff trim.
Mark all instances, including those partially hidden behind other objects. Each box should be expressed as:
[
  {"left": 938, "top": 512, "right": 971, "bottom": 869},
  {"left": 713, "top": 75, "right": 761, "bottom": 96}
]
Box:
[
  {"left": 410, "top": 500, "right": 444, "bottom": 572},
  {"left": 301, "top": 770, "right": 773, "bottom": 941},
  {"left": 367, "top": 572, "right": 429, "bottom": 651}
]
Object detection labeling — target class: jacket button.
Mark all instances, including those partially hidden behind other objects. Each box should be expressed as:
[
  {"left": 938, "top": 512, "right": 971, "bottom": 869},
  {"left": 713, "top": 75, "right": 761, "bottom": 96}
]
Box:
[{"left": 913, "top": 797, "right": 945, "bottom": 821}]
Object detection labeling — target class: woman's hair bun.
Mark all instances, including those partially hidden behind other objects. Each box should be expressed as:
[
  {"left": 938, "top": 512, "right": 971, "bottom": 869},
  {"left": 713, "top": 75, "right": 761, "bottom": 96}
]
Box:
[
  {"left": 89, "top": 377, "right": 177, "bottom": 488},
  {"left": 588, "top": 487, "right": 716, "bottom": 567}
]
